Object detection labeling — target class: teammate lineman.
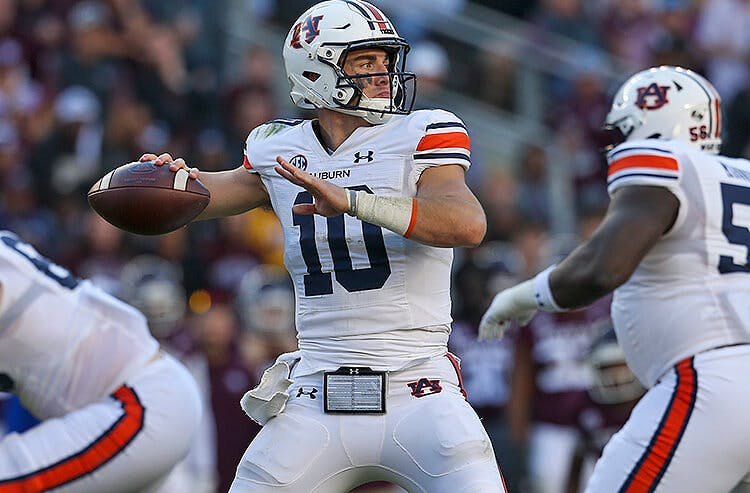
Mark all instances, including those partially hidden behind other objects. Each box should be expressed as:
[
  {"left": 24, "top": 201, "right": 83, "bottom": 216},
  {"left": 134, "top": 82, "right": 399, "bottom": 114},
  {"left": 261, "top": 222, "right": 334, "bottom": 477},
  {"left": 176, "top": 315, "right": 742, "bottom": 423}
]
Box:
[
  {"left": 480, "top": 66, "right": 750, "bottom": 492},
  {"left": 0, "top": 230, "right": 202, "bottom": 492}
]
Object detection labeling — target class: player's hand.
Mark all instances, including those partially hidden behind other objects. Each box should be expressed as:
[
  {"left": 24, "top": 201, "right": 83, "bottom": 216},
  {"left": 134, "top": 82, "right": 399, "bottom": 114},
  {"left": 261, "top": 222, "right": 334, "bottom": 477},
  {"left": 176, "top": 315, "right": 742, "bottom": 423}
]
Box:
[
  {"left": 274, "top": 156, "right": 349, "bottom": 217},
  {"left": 140, "top": 153, "right": 199, "bottom": 179},
  {"left": 478, "top": 280, "right": 538, "bottom": 341}
]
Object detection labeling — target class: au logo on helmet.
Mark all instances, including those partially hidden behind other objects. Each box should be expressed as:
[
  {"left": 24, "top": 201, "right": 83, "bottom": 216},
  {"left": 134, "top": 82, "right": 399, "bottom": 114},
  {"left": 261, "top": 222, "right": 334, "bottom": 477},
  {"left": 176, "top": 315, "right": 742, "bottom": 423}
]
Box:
[
  {"left": 290, "top": 14, "right": 324, "bottom": 48},
  {"left": 636, "top": 83, "right": 671, "bottom": 110}
]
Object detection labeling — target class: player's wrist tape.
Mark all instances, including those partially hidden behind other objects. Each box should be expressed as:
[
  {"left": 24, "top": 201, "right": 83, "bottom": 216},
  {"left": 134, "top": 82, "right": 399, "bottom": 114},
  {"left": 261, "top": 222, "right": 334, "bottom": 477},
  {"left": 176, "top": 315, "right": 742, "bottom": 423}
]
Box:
[
  {"left": 532, "top": 265, "right": 566, "bottom": 312},
  {"left": 345, "top": 189, "right": 418, "bottom": 238}
]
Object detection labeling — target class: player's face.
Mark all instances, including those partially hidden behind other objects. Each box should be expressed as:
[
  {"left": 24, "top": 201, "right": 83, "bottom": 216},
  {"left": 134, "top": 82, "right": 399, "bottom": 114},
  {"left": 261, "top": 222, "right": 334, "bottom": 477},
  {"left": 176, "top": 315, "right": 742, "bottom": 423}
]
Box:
[{"left": 342, "top": 48, "right": 392, "bottom": 99}]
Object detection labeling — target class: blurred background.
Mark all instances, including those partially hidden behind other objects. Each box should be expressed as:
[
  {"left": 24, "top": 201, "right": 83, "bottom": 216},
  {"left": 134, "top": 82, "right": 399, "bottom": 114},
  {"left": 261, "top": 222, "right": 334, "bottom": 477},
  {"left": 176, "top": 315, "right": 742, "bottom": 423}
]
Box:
[{"left": 0, "top": 0, "right": 741, "bottom": 492}]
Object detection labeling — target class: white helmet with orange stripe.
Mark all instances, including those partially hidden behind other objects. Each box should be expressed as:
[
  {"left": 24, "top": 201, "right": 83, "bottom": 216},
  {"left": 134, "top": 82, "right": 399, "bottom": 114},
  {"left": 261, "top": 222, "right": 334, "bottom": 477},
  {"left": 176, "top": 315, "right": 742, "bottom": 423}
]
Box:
[
  {"left": 282, "top": 0, "right": 416, "bottom": 124},
  {"left": 603, "top": 66, "right": 722, "bottom": 154}
]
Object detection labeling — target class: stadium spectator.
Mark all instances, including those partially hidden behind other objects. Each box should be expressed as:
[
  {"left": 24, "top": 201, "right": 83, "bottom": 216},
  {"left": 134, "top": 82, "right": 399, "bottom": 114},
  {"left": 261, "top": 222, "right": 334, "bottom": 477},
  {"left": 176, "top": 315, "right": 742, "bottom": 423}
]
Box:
[
  {"left": 694, "top": 0, "right": 750, "bottom": 102},
  {"left": 510, "top": 295, "right": 611, "bottom": 493},
  {"left": 450, "top": 248, "right": 526, "bottom": 493},
  {"left": 190, "top": 302, "right": 259, "bottom": 493},
  {"left": 28, "top": 85, "right": 103, "bottom": 208},
  {"left": 118, "top": 253, "right": 219, "bottom": 493},
  {"left": 564, "top": 329, "right": 644, "bottom": 493}
]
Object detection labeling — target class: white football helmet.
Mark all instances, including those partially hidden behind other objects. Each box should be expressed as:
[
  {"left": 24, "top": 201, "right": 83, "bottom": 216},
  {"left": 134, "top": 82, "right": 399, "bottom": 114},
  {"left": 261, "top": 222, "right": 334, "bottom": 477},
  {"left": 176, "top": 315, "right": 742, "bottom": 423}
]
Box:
[
  {"left": 236, "top": 264, "right": 295, "bottom": 337},
  {"left": 604, "top": 66, "right": 722, "bottom": 154},
  {"left": 119, "top": 255, "right": 186, "bottom": 339},
  {"left": 587, "top": 330, "right": 645, "bottom": 405},
  {"left": 282, "top": 0, "right": 416, "bottom": 124}
]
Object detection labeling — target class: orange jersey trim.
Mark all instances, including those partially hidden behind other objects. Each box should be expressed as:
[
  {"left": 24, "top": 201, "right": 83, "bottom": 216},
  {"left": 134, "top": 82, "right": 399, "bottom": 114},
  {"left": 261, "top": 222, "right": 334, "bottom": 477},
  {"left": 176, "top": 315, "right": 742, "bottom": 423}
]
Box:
[
  {"left": 621, "top": 358, "right": 696, "bottom": 493},
  {"left": 243, "top": 155, "right": 253, "bottom": 169},
  {"left": 403, "top": 198, "right": 418, "bottom": 238},
  {"left": 445, "top": 352, "right": 468, "bottom": 400},
  {"left": 416, "top": 132, "right": 471, "bottom": 152},
  {"left": 0, "top": 386, "right": 144, "bottom": 493},
  {"left": 608, "top": 154, "right": 679, "bottom": 177}
]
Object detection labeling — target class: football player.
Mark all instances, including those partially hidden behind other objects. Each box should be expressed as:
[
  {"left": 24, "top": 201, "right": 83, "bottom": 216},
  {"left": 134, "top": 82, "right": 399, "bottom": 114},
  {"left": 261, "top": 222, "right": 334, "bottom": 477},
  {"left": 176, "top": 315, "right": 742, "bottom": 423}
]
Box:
[
  {"left": 480, "top": 66, "right": 750, "bottom": 492},
  {"left": 565, "top": 329, "right": 645, "bottom": 493},
  {"left": 0, "top": 230, "right": 202, "bottom": 492},
  {"left": 138, "top": 1, "right": 504, "bottom": 492}
]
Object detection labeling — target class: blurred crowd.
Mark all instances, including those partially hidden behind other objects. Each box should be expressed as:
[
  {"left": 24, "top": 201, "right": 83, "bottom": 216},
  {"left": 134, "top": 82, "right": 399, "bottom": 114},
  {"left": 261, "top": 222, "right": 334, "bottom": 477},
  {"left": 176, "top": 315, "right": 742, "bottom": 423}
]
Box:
[{"left": 0, "top": 0, "right": 747, "bottom": 492}]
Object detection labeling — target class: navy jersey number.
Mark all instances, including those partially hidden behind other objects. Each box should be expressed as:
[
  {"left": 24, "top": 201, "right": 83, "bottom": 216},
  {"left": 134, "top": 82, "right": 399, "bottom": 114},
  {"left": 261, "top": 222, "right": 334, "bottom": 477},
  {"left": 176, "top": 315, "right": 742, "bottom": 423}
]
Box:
[
  {"left": 1, "top": 233, "right": 80, "bottom": 288},
  {"left": 294, "top": 186, "right": 391, "bottom": 296},
  {"left": 719, "top": 182, "right": 750, "bottom": 274}
]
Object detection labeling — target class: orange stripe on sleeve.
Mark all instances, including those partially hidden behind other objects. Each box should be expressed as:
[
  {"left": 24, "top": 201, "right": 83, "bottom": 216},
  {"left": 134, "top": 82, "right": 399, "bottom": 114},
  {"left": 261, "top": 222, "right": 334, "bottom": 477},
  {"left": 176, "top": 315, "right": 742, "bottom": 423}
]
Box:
[
  {"left": 403, "top": 198, "right": 418, "bottom": 238},
  {"left": 0, "top": 386, "right": 144, "bottom": 493},
  {"left": 243, "top": 155, "right": 253, "bottom": 169},
  {"left": 416, "top": 132, "right": 471, "bottom": 152},
  {"left": 608, "top": 154, "right": 679, "bottom": 177},
  {"left": 622, "top": 359, "right": 696, "bottom": 493}
]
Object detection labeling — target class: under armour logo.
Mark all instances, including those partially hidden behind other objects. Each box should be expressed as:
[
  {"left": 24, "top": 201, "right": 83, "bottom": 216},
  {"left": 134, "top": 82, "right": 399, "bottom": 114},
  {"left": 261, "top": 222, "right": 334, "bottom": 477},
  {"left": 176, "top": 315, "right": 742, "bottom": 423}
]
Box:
[
  {"left": 407, "top": 378, "right": 442, "bottom": 398},
  {"left": 349, "top": 368, "right": 360, "bottom": 375},
  {"left": 354, "top": 151, "right": 374, "bottom": 163},
  {"left": 296, "top": 387, "right": 318, "bottom": 399}
]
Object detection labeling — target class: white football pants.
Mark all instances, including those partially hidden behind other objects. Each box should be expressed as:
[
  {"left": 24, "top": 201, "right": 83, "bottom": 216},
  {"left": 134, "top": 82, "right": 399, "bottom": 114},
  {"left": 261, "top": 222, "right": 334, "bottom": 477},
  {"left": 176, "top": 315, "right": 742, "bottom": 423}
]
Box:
[
  {"left": 585, "top": 344, "right": 750, "bottom": 493},
  {"left": 0, "top": 352, "right": 201, "bottom": 493},
  {"left": 230, "top": 353, "right": 506, "bottom": 493}
]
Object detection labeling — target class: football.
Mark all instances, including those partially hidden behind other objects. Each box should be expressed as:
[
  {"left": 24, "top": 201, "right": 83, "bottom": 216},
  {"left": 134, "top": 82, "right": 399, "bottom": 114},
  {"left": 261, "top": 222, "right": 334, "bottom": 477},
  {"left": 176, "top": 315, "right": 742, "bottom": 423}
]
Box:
[{"left": 87, "top": 160, "right": 210, "bottom": 235}]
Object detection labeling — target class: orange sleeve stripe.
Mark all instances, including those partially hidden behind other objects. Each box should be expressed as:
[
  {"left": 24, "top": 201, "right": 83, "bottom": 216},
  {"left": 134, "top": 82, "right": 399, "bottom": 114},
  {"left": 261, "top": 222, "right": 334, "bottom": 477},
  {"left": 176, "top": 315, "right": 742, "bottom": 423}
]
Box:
[
  {"left": 621, "top": 358, "right": 696, "bottom": 493},
  {"left": 0, "top": 386, "right": 144, "bottom": 493},
  {"left": 243, "top": 155, "right": 253, "bottom": 169},
  {"left": 608, "top": 154, "right": 678, "bottom": 177},
  {"left": 403, "top": 198, "right": 418, "bottom": 238},
  {"left": 416, "top": 132, "right": 471, "bottom": 152}
]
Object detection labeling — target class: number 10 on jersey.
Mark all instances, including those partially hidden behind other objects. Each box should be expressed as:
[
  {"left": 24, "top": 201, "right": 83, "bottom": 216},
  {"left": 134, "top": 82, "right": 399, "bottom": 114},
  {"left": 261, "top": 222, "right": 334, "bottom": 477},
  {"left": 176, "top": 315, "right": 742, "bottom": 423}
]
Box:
[{"left": 293, "top": 186, "right": 391, "bottom": 296}]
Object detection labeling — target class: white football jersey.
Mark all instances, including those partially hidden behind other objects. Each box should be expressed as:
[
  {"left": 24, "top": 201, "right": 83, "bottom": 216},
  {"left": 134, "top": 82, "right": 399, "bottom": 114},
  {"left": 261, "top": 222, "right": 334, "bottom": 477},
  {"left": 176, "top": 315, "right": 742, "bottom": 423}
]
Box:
[
  {"left": 0, "top": 231, "right": 159, "bottom": 419},
  {"left": 244, "top": 109, "right": 471, "bottom": 372},
  {"left": 606, "top": 139, "right": 750, "bottom": 387}
]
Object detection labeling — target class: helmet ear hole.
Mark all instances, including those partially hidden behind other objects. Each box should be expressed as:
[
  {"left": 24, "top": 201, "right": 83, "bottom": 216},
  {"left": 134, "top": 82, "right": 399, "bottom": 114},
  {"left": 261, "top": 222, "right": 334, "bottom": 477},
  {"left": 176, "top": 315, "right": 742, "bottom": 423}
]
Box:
[{"left": 303, "top": 71, "right": 321, "bottom": 82}]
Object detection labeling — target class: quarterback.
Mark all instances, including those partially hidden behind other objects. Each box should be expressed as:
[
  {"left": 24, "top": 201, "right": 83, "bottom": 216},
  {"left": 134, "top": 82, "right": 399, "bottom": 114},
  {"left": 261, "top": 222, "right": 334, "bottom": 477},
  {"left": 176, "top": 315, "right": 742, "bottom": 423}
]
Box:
[
  {"left": 141, "top": 0, "right": 505, "bottom": 492},
  {"left": 480, "top": 66, "right": 750, "bottom": 492},
  {"left": 0, "top": 230, "right": 202, "bottom": 492}
]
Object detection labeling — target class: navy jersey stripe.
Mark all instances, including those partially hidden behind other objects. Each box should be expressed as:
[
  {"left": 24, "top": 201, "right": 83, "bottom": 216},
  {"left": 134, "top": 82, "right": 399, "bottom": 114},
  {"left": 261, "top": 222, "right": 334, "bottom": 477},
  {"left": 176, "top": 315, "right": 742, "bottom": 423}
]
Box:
[
  {"left": 608, "top": 146, "right": 675, "bottom": 161},
  {"left": 425, "top": 122, "right": 467, "bottom": 131},
  {"left": 608, "top": 172, "right": 678, "bottom": 186},
  {"left": 268, "top": 118, "right": 304, "bottom": 126},
  {"left": 414, "top": 152, "right": 471, "bottom": 162}
]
